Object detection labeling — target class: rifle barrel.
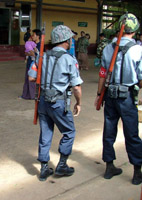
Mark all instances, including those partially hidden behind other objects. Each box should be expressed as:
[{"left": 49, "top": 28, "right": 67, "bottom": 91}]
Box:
[{"left": 33, "top": 23, "right": 46, "bottom": 125}]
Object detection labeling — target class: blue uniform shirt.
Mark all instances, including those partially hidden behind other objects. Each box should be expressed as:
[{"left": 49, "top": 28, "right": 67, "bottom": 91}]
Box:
[
  {"left": 102, "top": 37, "right": 142, "bottom": 86},
  {"left": 28, "top": 46, "right": 83, "bottom": 93}
]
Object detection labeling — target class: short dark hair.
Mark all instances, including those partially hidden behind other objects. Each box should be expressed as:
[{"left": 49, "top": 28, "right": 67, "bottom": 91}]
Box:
[
  {"left": 27, "top": 34, "right": 31, "bottom": 41},
  {"left": 72, "top": 30, "right": 78, "bottom": 35},
  {"left": 86, "top": 33, "right": 90, "bottom": 39},
  {"left": 115, "top": 30, "right": 119, "bottom": 34},
  {"left": 74, "top": 32, "right": 78, "bottom": 35},
  {"left": 81, "top": 31, "right": 85, "bottom": 35},
  {"left": 136, "top": 33, "right": 139, "bottom": 35},
  {"left": 27, "top": 27, "right": 30, "bottom": 32},
  {"left": 32, "top": 29, "right": 41, "bottom": 39},
  {"left": 99, "top": 33, "right": 105, "bottom": 37}
]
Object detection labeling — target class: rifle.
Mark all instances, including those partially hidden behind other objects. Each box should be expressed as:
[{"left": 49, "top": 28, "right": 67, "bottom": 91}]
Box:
[
  {"left": 140, "top": 186, "right": 142, "bottom": 200},
  {"left": 96, "top": 20, "right": 126, "bottom": 111},
  {"left": 33, "top": 23, "right": 45, "bottom": 125}
]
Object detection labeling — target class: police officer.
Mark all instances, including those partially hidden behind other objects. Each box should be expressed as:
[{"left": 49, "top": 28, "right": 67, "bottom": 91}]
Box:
[
  {"left": 23, "top": 27, "right": 31, "bottom": 43},
  {"left": 28, "top": 25, "right": 83, "bottom": 181},
  {"left": 21, "top": 29, "right": 41, "bottom": 100},
  {"left": 95, "top": 13, "right": 142, "bottom": 185}
]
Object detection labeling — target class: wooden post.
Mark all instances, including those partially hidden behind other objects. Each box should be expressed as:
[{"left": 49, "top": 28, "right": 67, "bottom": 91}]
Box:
[{"left": 96, "top": 0, "right": 103, "bottom": 43}]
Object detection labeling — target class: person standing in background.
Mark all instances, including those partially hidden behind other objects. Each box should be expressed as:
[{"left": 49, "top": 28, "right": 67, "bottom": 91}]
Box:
[
  {"left": 96, "top": 33, "right": 109, "bottom": 60},
  {"left": 77, "top": 31, "right": 85, "bottom": 44},
  {"left": 112, "top": 30, "right": 120, "bottom": 43},
  {"left": 19, "top": 29, "right": 41, "bottom": 100},
  {"left": 76, "top": 31, "right": 85, "bottom": 58},
  {"left": 23, "top": 27, "right": 31, "bottom": 43},
  {"left": 68, "top": 31, "right": 78, "bottom": 57},
  {"left": 77, "top": 33, "right": 90, "bottom": 70}
]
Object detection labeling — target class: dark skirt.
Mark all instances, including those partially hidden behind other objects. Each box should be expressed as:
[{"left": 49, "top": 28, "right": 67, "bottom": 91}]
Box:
[{"left": 22, "top": 58, "right": 36, "bottom": 100}]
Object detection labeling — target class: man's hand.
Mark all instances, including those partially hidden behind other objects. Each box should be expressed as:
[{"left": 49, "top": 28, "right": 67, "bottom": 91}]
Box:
[
  {"left": 94, "top": 96, "right": 100, "bottom": 109},
  {"left": 73, "top": 85, "right": 82, "bottom": 116},
  {"left": 29, "top": 76, "right": 36, "bottom": 82},
  {"left": 139, "top": 80, "right": 142, "bottom": 88},
  {"left": 73, "top": 103, "right": 81, "bottom": 117}
]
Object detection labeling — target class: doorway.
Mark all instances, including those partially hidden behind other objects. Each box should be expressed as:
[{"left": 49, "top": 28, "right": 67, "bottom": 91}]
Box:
[
  {"left": 0, "top": 8, "right": 9, "bottom": 44},
  {"left": 11, "top": 10, "right": 20, "bottom": 45}
]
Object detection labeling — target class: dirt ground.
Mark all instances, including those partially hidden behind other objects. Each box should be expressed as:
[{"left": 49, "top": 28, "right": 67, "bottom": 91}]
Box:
[{"left": 0, "top": 57, "right": 142, "bottom": 200}]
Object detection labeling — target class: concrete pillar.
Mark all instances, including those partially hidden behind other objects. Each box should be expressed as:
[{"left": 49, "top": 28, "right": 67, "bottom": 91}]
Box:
[
  {"left": 96, "top": 0, "right": 103, "bottom": 43},
  {"left": 36, "top": 0, "right": 42, "bottom": 30}
]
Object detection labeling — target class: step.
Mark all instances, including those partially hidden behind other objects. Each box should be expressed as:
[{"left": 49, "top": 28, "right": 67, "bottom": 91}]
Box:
[
  {"left": 0, "top": 56, "right": 25, "bottom": 61},
  {"left": 0, "top": 52, "right": 21, "bottom": 57},
  {"left": 0, "top": 49, "right": 12, "bottom": 52},
  {"left": 0, "top": 45, "right": 25, "bottom": 61}
]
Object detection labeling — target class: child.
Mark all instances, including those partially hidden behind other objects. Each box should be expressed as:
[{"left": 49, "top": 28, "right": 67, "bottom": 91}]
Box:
[{"left": 25, "top": 36, "right": 38, "bottom": 62}]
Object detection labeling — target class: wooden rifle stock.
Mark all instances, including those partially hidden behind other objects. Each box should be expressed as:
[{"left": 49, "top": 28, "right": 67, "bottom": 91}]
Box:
[
  {"left": 96, "top": 23, "right": 125, "bottom": 110},
  {"left": 33, "top": 24, "right": 45, "bottom": 124},
  {"left": 140, "top": 186, "right": 142, "bottom": 200}
]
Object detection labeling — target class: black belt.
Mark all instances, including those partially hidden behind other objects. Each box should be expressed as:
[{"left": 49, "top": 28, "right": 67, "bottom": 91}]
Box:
[
  {"left": 128, "top": 86, "right": 134, "bottom": 91},
  {"left": 108, "top": 85, "right": 134, "bottom": 90},
  {"left": 40, "top": 89, "right": 65, "bottom": 100}
]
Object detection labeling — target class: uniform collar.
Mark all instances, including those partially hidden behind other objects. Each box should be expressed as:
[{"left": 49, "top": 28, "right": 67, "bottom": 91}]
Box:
[
  {"left": 52, "top": 46, "right": 67, "bottom": 52},
  {"left": 120, "top": 37, "right": 135, "bottom": 45},
  {"left": 121, "top": 37, "right": 134, "bottom": 42}
]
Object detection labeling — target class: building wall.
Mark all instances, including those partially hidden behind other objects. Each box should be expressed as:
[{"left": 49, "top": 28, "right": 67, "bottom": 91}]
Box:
[
  {"left": 42, "top": 10, "right": 97, "bottom": 44},
  {"left": 17, "top": 0, "right": 98, "bottom": 45}
]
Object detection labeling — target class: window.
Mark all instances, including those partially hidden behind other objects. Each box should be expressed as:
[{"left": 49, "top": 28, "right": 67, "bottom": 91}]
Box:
[
  {"left": 21, "top": 4, "right": 31, "bottom": 27},
  {"left": 0, "top": 0, "right": 15, "bottom": 7}
]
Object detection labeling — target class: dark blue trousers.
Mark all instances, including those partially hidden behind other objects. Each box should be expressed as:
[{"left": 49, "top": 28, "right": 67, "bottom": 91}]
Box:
[
  {"left": 103, "top": 91, "right": 142, "bottom": 166},
  {"left": 37, "top": 96, "right": 76, "bottom": 162}
]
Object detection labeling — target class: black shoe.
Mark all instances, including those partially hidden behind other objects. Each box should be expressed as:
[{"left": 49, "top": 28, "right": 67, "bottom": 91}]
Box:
[
  {"left": 55, "top": 154, "right": 74, "bottom": 176},
  {"left": 55, "top": 164, "right": 74, "bottom": 176},
  {"left": 132, "top": 166, "right": 142, "bottom": 185},
  {"left": 104, "top": 162, "right": 122, "bottom": 179},
  {"left": 39, "top": 163, "right": 53, "bottom": 181}
]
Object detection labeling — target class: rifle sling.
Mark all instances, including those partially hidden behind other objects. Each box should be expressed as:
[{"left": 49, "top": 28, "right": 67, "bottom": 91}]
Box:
[{"left": 44, "top": 50, "right": 67, "bottom": 90}]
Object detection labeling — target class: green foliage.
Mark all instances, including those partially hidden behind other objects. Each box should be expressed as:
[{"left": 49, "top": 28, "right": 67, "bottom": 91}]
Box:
[{"left": 102, "top": 1, "right": 142, "bottom": 33}]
